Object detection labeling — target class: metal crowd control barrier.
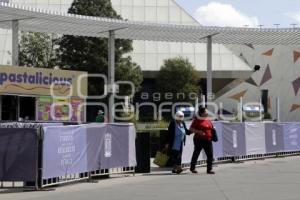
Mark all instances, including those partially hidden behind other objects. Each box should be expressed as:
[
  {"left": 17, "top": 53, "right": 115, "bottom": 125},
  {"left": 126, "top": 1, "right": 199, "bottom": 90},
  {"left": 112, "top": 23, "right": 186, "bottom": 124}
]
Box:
[
  {"left": 177, "top": 122, "right": 300, "bottom": 169},
  {"left": 2, "top": 122, "right": 300, "bottom": 190},
  {"left": 40, "top": 167, "right": 136, "bottom": 188},
  {"left": 39, "top": 124, "right": 136, "bottom": 189},
  {"left": 0, "top": 123, "right": 136, "bottom": 190},
  {"left": 0, "top": 126, "right": 42, "bottom": 190}
]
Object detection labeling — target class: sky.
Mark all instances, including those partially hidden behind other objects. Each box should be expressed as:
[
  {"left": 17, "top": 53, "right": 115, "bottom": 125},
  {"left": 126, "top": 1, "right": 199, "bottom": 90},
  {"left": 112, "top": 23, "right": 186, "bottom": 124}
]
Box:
[{"left": 175, "top": 0, "right": 300, "bottom": 28}]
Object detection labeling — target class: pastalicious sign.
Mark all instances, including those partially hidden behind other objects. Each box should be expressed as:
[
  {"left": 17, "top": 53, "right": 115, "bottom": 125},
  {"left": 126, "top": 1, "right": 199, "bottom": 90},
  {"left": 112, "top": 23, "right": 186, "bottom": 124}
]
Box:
[{"left": 0, "top": 65, "right": 87, "bottom": 97}]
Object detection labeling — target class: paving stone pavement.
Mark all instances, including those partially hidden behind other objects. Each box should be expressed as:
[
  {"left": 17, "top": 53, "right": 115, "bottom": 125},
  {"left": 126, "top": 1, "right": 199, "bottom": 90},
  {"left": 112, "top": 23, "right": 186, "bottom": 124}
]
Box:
[{"left": 1, "top": 156, "right": 300, "bottom": 200}]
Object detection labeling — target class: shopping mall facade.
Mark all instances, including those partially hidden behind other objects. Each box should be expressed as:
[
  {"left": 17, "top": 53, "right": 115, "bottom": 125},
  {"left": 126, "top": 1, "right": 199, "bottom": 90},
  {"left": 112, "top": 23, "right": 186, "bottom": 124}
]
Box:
[{"left": 0, "top": 0, "right": 299, "bottom": 122}]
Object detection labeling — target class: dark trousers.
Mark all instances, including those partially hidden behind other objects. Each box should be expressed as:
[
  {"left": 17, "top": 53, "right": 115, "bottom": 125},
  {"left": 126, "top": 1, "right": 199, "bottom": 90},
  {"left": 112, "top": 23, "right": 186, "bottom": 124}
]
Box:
[
  {"left": 190, "top": 139, "right": 213, "bottom": 172},
  {"left": 171, "top": 148, "right": 183, "bottom": 166}
]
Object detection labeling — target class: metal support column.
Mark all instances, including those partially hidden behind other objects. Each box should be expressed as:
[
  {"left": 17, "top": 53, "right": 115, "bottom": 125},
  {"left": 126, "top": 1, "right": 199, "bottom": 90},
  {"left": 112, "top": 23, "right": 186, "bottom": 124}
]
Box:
[
  {"left": 259, "top": 98, "right": 263, "bottom": 122},
  {"left": 12, "top": 20, "right": 19, "bottom": 66},
  {"left": 201, "top": 94, "right": 206, "bottom": 107},
  {"left": 11, "top": 20, "right": 20, "bottom": 121},
  {"left": 0, "top": 96, "right": 2, "bottom": 121},
  {"left": 206, "top": 35, "right": 213, "bottom": 108},
  {"left": 276, "top": 97, "right": 280, "bottom": 122},
  {"left": 240, "top": 97, "right": 243, "bottom": 122},
  {"left": 108, "top": 30, "right": 115, "bottom": 123}
]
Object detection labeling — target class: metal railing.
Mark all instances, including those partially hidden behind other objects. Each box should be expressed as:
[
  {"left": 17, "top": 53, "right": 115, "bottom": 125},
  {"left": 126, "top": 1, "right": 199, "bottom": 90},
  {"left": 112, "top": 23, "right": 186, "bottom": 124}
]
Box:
[
  {"left": 40, "top": 167, "right": 136, "bottom": 188},
  {"left": 0, "top": 124, "right": 136, "bottom": 190}
]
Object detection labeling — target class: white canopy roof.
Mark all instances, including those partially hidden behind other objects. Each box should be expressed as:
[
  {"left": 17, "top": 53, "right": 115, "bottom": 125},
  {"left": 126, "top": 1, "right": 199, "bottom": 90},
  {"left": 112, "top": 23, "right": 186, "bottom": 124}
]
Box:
[{"left": 1, "top": 2, "right": 300, "bottom": 45}]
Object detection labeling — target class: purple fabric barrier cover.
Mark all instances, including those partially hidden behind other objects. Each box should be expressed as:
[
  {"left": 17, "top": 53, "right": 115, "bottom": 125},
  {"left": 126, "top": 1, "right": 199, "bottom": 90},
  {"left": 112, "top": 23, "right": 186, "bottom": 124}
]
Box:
[
  {"left": 282, "top": 123, "right": 300, "bottom": 152},
  {"left": 182, "top": 121, "right": 223, "bottom": 163},
  {"left": 42, "top": 125, "right": 88, "bottom": 179},
  {"left": 85, "top": 124, "right": 131, "bottom": 170},
  {"left": 212, "top": 121, "right": 224, "bottom": 159},
  {"left": 222, "top": 123, "right": 246, "bottom": 156},
  {"left": 42, "top": 123, "right": 136, "bottom": 179},
  {"left": 245, "top": 122, "right": 266, "bottom": 155},
  {"left": 85, "top": 124, "right": 107, "bottom": 171},
  {"left": 0, "top": 128, "right": 38, "bottom": 181},
  {"left": 182, "top": 121, "right": 194, "bottom": 163},
  {"left": 99, "top": 124, "right": 130, "bottom": 169},
  {"left": 265, "top": 123, "right": 284, "bottom": 153},
  {"left": 182, "top": 121, "right": 300, "bottom": 164}
]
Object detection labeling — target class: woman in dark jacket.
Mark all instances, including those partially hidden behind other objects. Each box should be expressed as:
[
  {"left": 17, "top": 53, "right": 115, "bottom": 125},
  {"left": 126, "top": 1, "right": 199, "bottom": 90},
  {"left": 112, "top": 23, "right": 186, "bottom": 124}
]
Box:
[{"left": 166, "top": 111, "right": 191, "bottom": 174}]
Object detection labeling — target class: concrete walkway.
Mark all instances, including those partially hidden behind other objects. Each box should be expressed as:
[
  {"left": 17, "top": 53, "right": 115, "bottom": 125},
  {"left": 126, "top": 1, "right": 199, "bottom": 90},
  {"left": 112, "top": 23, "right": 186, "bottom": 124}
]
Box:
[{"left": 1, "top": 156, "right": 300, "bottom": 200}]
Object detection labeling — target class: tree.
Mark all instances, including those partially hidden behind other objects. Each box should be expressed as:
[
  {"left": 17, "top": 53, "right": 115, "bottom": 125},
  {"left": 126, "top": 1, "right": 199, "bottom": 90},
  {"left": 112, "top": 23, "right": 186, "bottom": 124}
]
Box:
[
  {"left": 116, "top": 57, "right": 143, "bottom": 95},
  {"left": 19, "top": 32, "right": 60, "bottom": 68},
  {"left": 58, "top": 0, "right": 142, "bottom": 96},
  {"left": 157, "top": 57, "right": 201, "bottom": 103}
]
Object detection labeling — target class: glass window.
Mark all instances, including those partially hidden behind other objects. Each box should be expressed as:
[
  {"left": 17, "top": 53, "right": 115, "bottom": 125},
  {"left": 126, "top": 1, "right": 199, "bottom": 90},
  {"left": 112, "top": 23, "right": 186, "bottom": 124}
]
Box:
[
  {"left": 157, "top": 0, "right": 169, "bottom": 7},
  {"left": 48, "top": 4, "right": 62, "bottom": 11},
  {"left": 170, "top": 43, "right": 181, "bottom": 54},
  {"left": 195, "top": 43, "right": 206, "bottom": 54},
  {"left": 219, "top": 44, "right": 233, "bottom": 54},
  {"left": 4, "top": 34, "right": 12, "bottom": 51},
  {"left": 157, "top": 42, "right": 169, "bottom": 53},
  {"left": 184, "top": 21, "right": 198, "bottom": 25},
  {"left": 61, "top": 5, "right": 71, "bottom": 12},
  {"left": 195, "top": 54, "right": 206, "bottom": 70},
  {"left": 145, "top": 41, "right": 157, "bottom": 53},
  {"left": 169, "top": 0, "right": 176, "bottom": 6},
  {"left": 19, "top": 0, "right": 36, "bottom": 5},
  {"left": 133, "top": 7, "right": 145, "bottom": 21},
  {"left": 182, "top": 43, "right": 194, "bottom": 54},
  {"left": 121, "top": 7, "right": 133, "bottom": 20},
  {"left": 169, "top": 6, "right": 181, "bottom": 23},
  {"left": 181, "top": 10, "right": 194, "bottom": 24},
  {"left": 232, "top": 55, "right": 244, "bottom": 70},
  {"left": 145, "top": 7, "right": 156, "bottom": 22},
  {"left": 121, "top": 0, "right": 133, "bottom": 6},
  {"left": 170, "top": 53, "right": 182, "bottom": 59},
  {"left": 111, "top": 0, "right": 121, "bottom": 6},
  {"left": 183, "top": 54, "right": 196, "bottom": 65},
  {"left": 145, "top": 53, "right": 158, "bottom": 70},
  {"left": 0, "top": 35, "right": 6, "bottom": 51},
  {"left": 157, "top": 53, "right": 170, "bottom": 67},
  {"left": 64, "top": 0, "right": 74, "bottom": 5},
  {"left": 219, "top": 54, "right": 233, "bottom": 68},
  {"left": 145, "top": 0, "right": 156, "bottom": 7},
  {"left": 11, "top": 0, "right": 23, "bottom": 4},
  {"left": 133, "top": 0, "right": 144, "bottom": 6},
  {"left": 212, "top": 53, "right": 221, "bottom": 69},
  {"left": 157, "top": 7, "right": 168, "bottom": 23},
  {"left": 133, "top": 41, "right": 145, "bottom": 53},
  {"left": 49, "top": 0, "right": 62, "bottom": 4},
  {"left": 114, "top": 6, "right": 121, "bottom": 15},
  {"left": 35, "top": 4, "right": 52, "bottom": 10},
  {"left": 212, "top": 44, "right": 221, "bottom": 54},
  {"left": 132, "top": 53, "right": 145, "bottom": 68},
  {"left": 0, "top": 50, "right": 4, "bottom": 63}
]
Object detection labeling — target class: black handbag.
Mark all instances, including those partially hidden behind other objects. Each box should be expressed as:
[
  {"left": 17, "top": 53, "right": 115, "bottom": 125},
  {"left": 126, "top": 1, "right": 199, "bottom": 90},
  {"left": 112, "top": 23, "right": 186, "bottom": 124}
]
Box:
[{"left": 211, "top": 128, "right": 218, "bottom": 142}]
